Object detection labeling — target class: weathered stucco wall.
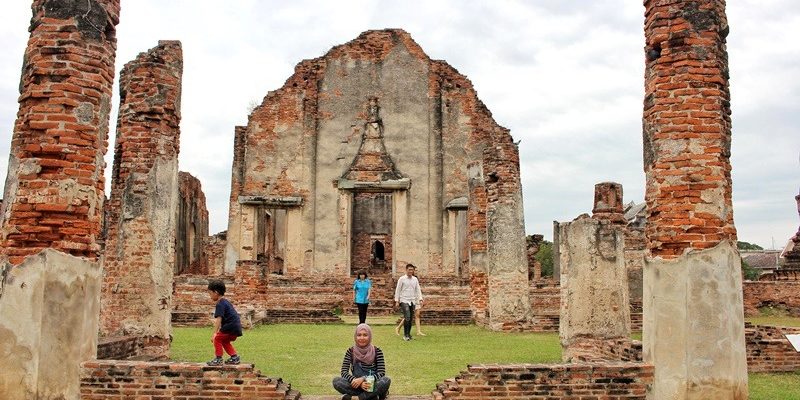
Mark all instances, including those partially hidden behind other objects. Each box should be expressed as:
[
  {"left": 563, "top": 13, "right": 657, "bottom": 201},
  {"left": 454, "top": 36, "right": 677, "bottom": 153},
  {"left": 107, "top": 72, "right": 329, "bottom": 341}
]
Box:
[
  {"left": 643, "top": 241, "right": 747, "bottom": 399},
  {"left": 557, "top": 217, "right": 630, "bottom": 361},
  {"left": 100, "top": 41, "right": 182, "bottom": 358},
  {"left": 0, "top": 250, "right": 101, "bottom": 400}
]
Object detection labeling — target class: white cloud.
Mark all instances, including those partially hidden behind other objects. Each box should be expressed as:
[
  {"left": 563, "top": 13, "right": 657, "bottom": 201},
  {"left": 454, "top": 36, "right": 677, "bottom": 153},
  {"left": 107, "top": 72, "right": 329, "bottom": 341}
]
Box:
[{"left": 0, "top": 0, "right": 797, "bottom": 250}]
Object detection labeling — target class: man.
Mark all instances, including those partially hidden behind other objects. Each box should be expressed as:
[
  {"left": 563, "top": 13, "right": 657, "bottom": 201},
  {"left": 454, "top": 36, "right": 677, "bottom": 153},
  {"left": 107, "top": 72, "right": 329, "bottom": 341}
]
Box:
[{"left": 394, "top": 264, "right": 423, "bottom": 341}]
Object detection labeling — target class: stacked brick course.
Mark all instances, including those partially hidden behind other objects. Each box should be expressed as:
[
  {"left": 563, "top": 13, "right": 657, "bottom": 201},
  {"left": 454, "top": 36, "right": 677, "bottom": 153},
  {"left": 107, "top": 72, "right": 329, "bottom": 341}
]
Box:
[
  {"left": 643, "top": 0, "right": 736, "bottom": 257},
  {"left": 745, "top": 323, "right": 800, "bottom": 373},
  {"left": 80, "top": 361, "right": 298, "bottom": 399},
  {"left": 100, "top": 41, "right": 183, "bottom": 358},
  {"left": 434, "top": 363, "right": 653, "bottom": 400},
  {"left": 0, "top": 0, "right": 120, "bottom": 264},
  {"left": 204, "top": 231, "right": 228, "bottom": 275}
]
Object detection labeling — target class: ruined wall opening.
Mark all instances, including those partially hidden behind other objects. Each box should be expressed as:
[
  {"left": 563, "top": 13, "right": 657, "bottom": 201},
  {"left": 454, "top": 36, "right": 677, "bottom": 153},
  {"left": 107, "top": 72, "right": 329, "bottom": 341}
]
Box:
[
  {"left": 351, "top": 192, "right": 392, "bottom": 275},
  {"left": 256, "top": 208, "right": 287, "bottom": 275}
]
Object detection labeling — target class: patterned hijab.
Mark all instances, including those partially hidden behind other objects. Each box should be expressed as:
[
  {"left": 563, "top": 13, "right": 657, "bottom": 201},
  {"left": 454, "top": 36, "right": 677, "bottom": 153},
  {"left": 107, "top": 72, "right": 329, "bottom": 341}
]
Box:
[{"left": 351, "top": 323, "right": 376, "bottom": 365}]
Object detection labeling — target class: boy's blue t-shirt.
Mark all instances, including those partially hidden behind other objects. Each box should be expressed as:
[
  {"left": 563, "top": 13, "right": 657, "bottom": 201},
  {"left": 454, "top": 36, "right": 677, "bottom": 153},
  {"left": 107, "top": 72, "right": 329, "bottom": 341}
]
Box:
[
  {"left": 214, "top": 298, "right": 243, "bottom": 336},
  {"left": 353, "top": 278, "right": 371, "bottom": 304}
]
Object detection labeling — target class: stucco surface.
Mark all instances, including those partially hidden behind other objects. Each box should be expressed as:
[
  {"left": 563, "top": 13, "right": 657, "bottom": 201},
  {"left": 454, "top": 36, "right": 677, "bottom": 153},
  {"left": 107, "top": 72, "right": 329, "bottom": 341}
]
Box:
[
  {"left": 643, "top": 240, "right": 747, "bottom": 400},
  {"left": 0, "top": 249, "right": 100, "bottom": 400}
]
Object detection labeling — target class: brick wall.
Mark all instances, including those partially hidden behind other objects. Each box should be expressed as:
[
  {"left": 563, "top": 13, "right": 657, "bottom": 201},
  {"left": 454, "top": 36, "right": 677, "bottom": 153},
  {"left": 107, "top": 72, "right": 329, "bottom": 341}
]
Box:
[
  {"left": 96, "top": 336, "right": 146, "bottom": 360},
  {"left": 80, "top": 361, "right": 297, "bottom": 399},
  {"left": 177, "top": 171, "right": 209, "bottom": 275},
  {"left": 564, "top": 338, "right": 643, "bottom": 363},
  {"left": 745, "top": 323, "right": 800, "bottom": 372},
  {"left": 743, "top": 281, "right": 800, "bottom": 316},
  {"left": 469, "top": 271, "right": 488, "bottom": 326},
  {"left": 0, "top": 0, "right": 120, "bottom": 264},
  {"left": 434, "top": 362, "right": 653, "bottom": 399},
  {"left": 100, "top": 41, "right": 183, "bottom": 358}
]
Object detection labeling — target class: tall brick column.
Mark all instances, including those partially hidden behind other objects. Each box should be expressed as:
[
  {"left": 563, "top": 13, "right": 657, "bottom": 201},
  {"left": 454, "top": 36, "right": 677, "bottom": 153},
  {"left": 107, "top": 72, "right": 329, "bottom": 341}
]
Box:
[
  {"left": 0, "top": 1, "right": 120, "bottom": 398},
  {"left": 642, "top": 0, "right": 747, "bottom": 398},
  {"left": 483, "top": 131, "right": 532, "bottom": 331},
  {"left": 466, "top": 162, "right": 488, "bottom": 326},
  {"left": 100, "top": 41, "right": 182, "bottom": 358}
]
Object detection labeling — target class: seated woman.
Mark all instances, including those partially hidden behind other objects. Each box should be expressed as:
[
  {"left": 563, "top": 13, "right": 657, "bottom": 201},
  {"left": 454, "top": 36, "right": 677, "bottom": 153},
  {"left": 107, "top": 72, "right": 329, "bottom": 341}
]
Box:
[{"left": 332, "top": 324, "right": 391, "bottom": 400}]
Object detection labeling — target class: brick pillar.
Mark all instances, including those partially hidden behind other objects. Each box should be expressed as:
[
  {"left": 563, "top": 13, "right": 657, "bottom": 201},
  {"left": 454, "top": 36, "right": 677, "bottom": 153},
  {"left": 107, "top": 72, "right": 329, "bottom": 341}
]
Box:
[
  {"left": 483, "top": 131, "right": 532, "bottom": 331},
  {"left": 0, "top": 1, "right": 120, "bottom": 398},
  {"left": 642, "top": 1, "right": 747, "bottom": 398},
  {"left": 0, "top": 0, "right": 120, "bottom": 264},
  {"left": 466, "top": 162, "right": 488, "bottom": 326},
  {"left": 592, "top": 182, "right": 625, "bottom": 224},
  {"left": 100, "top": 41, "right": 182, "bottom": 358},
  {"left": 176, "top": 171, "right": 209, "bottom": 275},
  {"left": 224, "top": 125, "right": 246, "bottom": 274}
]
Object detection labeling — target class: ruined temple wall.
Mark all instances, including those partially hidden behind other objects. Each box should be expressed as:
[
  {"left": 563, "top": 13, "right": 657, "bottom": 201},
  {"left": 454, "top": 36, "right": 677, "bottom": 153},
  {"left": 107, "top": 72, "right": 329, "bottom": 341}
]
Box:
[
  {"left": 100, "top": 41, "right": 182, "bottom": 358},
  {"left": 226, "top": 30, "right": 505, "bottom": 279}
]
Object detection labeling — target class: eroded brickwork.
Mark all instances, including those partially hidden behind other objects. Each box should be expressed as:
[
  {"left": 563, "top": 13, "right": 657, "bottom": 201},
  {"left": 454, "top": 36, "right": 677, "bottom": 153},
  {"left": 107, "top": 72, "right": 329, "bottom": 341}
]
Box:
[
  {"left": 745, "top": 323, "right": 800, "bottom": 373},
  {"left": 434, "top": 363, "right": 653, "bottom": 400},
  {"left": 100, "top": 41, "right": 183, "bottom": 358},
  {"left": 80, "top": 361, "right": 296, "bottom": 399},
  {"left": 592, "top": 182, "right": 626, "bottom": 224},
  {"left": 204, "top": 230, "right": 227, "bottom": 275},
  {"left": 742, "top": 281, "right": 800, "bottom": 317},
  {"left": 0, "top": 0, "right": 120, "bottom": 264},
  {"left": 177, "top": 171, "right": 209, "bottom": 275},
  {"left": 643, "top": 0, "right": 736, "bottom": 257}
]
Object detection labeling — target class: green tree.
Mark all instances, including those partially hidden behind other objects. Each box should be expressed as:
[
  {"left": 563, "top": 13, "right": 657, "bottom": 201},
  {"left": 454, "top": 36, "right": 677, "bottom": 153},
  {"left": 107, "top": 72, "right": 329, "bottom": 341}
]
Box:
[
  {"left": 738, "top": 241, "right": 764, "bottom": 251},
  {"left": 535, "top": 240, "right": 554, "bottom": 277},
  {"left": 741, "top": 258, "right": 761, "bottom": 281}
]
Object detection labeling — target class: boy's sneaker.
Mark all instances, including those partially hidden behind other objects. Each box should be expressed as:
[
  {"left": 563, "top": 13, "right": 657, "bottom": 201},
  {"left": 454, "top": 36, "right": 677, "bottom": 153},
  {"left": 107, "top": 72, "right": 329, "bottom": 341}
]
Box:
[
  {"left": 207, "top": 357, "right": 223, "bottom": 366},
  {"left": 225, "top": 355, "right": 240, "bottom": 365}
]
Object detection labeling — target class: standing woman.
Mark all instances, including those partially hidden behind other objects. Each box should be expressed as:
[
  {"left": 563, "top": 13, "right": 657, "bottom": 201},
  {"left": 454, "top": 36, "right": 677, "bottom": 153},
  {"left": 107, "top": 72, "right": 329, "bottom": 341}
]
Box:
[
  {"left": 353, "top": 270, "right": 372, "bottom": 324},
  {"left": 332, "top": 324, "right": 391, "bottom": 400}
]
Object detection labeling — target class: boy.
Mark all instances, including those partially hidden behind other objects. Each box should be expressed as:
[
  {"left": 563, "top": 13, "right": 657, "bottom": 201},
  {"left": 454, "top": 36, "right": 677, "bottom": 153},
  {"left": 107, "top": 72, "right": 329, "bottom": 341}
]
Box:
[{"left": 207, "top": 280, "right": 243, "bottom": 366}]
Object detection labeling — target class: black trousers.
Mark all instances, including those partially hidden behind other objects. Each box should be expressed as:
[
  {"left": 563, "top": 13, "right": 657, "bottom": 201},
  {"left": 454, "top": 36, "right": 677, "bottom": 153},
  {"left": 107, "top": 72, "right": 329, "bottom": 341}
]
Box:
[
  {"left": 356, "top": 303, "right": 369, "bottom": 324},
  {"left": 399, "top": 302, "right": 415, "bottom": 337}
]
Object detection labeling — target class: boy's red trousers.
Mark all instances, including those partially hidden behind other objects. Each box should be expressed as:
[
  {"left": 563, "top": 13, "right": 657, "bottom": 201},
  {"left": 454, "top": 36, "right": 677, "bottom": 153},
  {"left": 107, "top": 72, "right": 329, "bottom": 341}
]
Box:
[{"left": 213, "top": 332, "right": 238, "bottom": 357}]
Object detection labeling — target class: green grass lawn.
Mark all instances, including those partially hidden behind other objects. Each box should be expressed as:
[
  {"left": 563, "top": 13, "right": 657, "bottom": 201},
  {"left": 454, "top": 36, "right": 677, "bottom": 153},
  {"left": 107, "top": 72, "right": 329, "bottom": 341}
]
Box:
[{"left": 171, "top": 322, "right": 800, "bottom": 398}]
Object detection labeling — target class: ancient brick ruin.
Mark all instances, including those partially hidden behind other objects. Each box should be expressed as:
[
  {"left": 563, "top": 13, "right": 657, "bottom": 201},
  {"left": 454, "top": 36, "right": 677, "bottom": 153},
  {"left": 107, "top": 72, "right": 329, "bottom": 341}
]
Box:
[
  {"left": 0, "top": 0, "right": 120, "bottom": 398},
  {"left": 219, "top": 29, "right": 530, "bottom": 330},
  {"left": 100, "top": 40, "right": 183, "bottom": 358},
  {"left": 2, "top": 1, "right": 798, "bottom": 399},
  {"left": 642, "top": 0, "right": 748, "bottom": 398}
]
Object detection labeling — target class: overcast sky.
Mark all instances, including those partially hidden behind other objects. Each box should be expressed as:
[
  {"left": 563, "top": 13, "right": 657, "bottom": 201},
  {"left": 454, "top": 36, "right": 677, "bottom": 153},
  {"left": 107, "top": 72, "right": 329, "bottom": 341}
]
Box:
[{"left": 0, "top": 1, "right": 797, "bottom": 250}]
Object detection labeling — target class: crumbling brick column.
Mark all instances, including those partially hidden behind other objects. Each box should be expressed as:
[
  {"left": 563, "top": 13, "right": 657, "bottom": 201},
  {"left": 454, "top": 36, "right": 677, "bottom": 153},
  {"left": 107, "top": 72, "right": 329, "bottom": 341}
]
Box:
[
  {"left": 100, "top": 41, "right": 183, "bottom": 359},
  {"left": 557, "top": 184, "right": 631, "bottom": 362},
  {"left": 0, "top": 1, "right": 120, "bottom": 398},
  {"left": 224, "top": 125, "right": 246, "bottom": 274},
  {"left": 483, "top": 132, "right": 532, "bottom": 331},
  {"left": 642, "top": 0, "right": 747, "bottom": 398},
  {"left": 0, "top": 0, "right": 120, "bottom": 263},
  {"left": 592, "top": 182, "right": 625, "bottom": 225}
]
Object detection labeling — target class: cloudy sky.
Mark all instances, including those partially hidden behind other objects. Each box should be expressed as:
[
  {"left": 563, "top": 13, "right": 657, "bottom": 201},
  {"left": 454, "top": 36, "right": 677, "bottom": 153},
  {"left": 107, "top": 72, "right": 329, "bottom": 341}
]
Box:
[{"left": 0, "top": 1, "right": 798, "bottom": 250}]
